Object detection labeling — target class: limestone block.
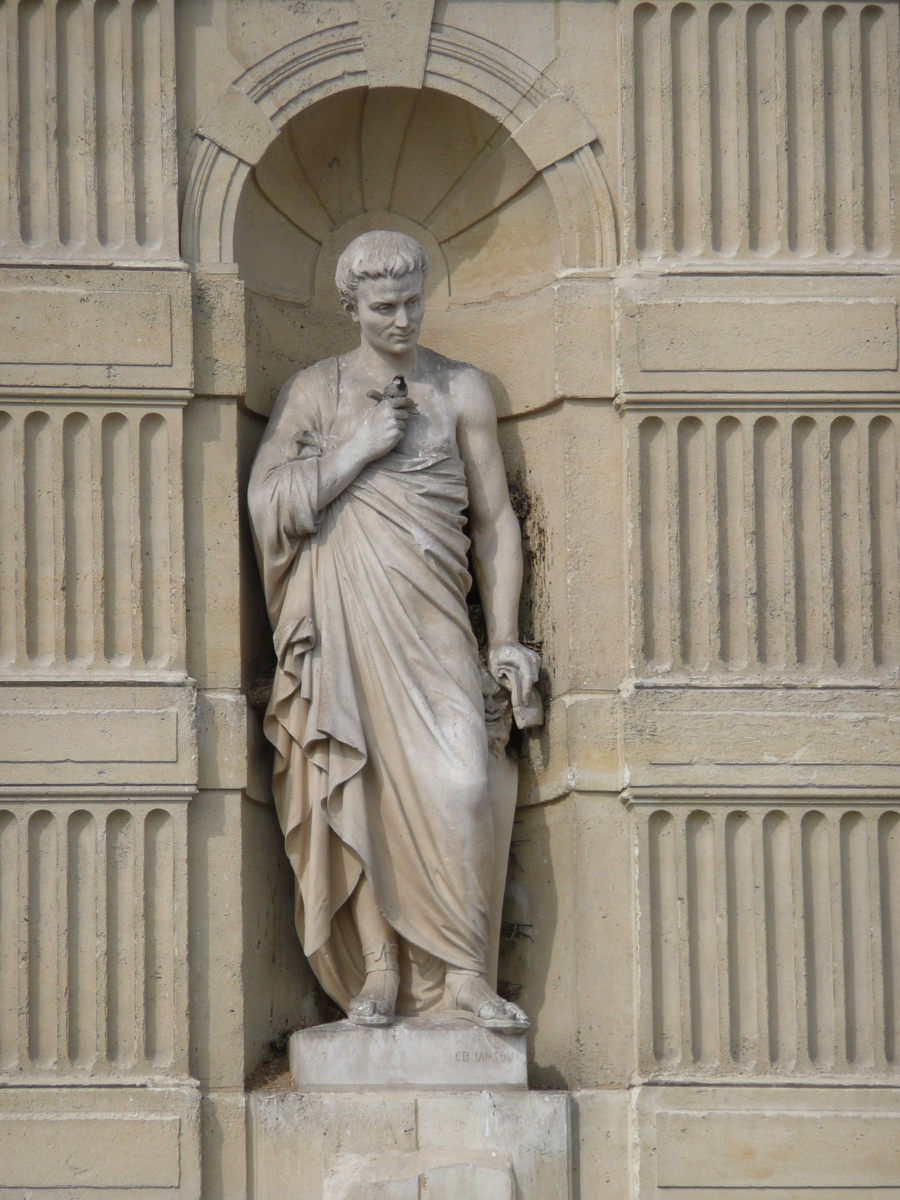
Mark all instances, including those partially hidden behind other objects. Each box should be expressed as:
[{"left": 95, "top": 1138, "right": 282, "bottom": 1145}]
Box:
[
  {"left": 553, "top": 279, "right": 614, "bottom": 400},
  {"left": 236, "top": 407, "right": 277, "bottom": 705},
  {"left": 255, "top": 136, "right": 335, "bottom": 247},
  {"left": 180, "top": 141, "right": 251, "bottom": 267},
  {"left": 623, "top": 685, "right": 900, "bottom": 790},
  {"left": 248, "top": 1092, "right": 418, "bottom": 1200},
  {"left": 174, "top": 0, "right": 248, "bottom": 166},
  {"left": 569, "top": 798, "right": 635, "bottom": 1088},
  {"left": 0, "top": 397, "right": 186, "bottom": 678},
  {"left": 626, "top": 401, "right": 900, "bottom": 685},
  {"left": 184, "top": 398, "right": 242, "bottom": 691},
  {"left": 356, "top": 0, "right": 435, "bottom": 90},
  {"left": 245, "top": 702, "right": 275, "bottom": 806},
  {"left": 631, "top": 792, "right": 900, "bottom": 1079},
  {"left": 0, "top": 794, "right": 191, "bottom": 1079},
  {"left": 0, "top": 1084, "right": 200, "bottom": 1198},
  {"left": 433, "top": 0, "right": 557, "bottom": 74},
  {"left": 621, "top": 0, "right": 900, "bottom": 264},
  {"left": 247, "top": 1089, "right": 568, "bottom": 1200},
  {"left": 0, "top": 684, "right": 197, "bottom": 788},
  {"left": 547, "top": 0, "right": 619, "bottom": 185},
  {"left": 197, "top": 689, "right": 249, "bottom": 791},
  {"left": 572, "top": 1089, "right": 631, "bottom": 1200},
  {"left": 520, "top": 694, "right": 621, "bottom": 805},
  {"left": 495, "top": 407, "right": 565, "bottom": 690},
  {"left": 617, "top": 274, "right": 900, "bottom": 395},
  {"left": 193, "top": 272, "right": 247, "bottom": 397},
  {"left": 634, "top": 1084, "right": 900, "bottom": 1197},
  {"left": 512, "top": 95, "right": 597, "bottom": 174},
  {"left": 564, "top": 401, "right": 626, "bottom": 687},
  {"left": 236, "top": 177, "right": 322, "bottom": 306},
  {"left": 500, "top": 798, "right": 633, "bottom": 1092},
  {"left": 2, "top": 0, "right": 179, "bottom": 261},
  {"left": 429, "top": 143, "right": 540, "bottom": 253},
  {"left": 505, "top": 796, "right": 635, "bottom": 1090},
  {"left": 324, "top": 1153, "right": 512, "bottom": 1200},
  {"left": 416, "top": 1091, "right": 570, "bottom": 1200},
  {"left": 290, "top": 1017, "right": 527, "bottom": 1091},
  {"left": 189, "top": 790, "right": 246, "bottom": 1090},
  {"left": 202, "top": 1090, "right": 248, "bottom": 1200},
  {"left": 198, "top": 86, "right": 279, "bottom": 165},
  {"left": 0, "top": 268, "right": 192, "bottom": 393},
  {"left": 222, "top": 3, "right": 361, "bottom": 100}
]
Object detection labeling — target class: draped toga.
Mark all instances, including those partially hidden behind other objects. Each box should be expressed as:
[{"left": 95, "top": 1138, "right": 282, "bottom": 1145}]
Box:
[{"left": 248, "top": 357, "right": 515, "bottom": 1015}]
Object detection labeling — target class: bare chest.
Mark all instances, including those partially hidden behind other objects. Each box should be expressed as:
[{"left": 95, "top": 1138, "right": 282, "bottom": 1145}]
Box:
[{"left": 332, "top": 379, "right": 459, "bottom": 459}]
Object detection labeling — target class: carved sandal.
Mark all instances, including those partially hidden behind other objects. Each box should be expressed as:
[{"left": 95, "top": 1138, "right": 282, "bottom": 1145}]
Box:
[
  {"left": 443, "top": 971, "right": 530, "bottom": 1033},
  {"left": 348, "top": 942, "right": 399, "bottom": 1027}
]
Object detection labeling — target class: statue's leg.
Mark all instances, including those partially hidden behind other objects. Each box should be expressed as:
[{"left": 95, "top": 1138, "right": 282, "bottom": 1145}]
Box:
[
  {"left": 347, "top": 873, "right": 400, "bottom": 1027},
  {"left": 442, "top": 969, "right": 529, "bottom": 1034}
]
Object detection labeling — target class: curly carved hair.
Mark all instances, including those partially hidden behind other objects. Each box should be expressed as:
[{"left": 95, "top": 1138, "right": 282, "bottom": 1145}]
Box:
[{"left": 335, "top": 230, "right": 429, "bottom": 307}]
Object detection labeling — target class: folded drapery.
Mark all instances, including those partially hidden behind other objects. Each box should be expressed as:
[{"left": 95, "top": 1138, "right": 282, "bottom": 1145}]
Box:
[{"left": 249, "top": 357, "right": 513, "bottom": 1014}]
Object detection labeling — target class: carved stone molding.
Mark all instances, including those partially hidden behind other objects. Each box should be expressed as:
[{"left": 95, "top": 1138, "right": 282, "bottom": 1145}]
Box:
[{"left": 179, "top": 22, "right": 617, "bottom": 272}]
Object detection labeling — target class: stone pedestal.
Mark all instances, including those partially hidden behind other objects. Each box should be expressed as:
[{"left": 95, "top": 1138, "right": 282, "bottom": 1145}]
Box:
[
  {"left": 290, "top": 1017, "right": 527, "bottom": 1091},
  {"left": 247, "top": 1088, "right": 570, "bottom": 1200},
  {"left": 253, "top": 1018, "right": 567, "bottom": 1197}
]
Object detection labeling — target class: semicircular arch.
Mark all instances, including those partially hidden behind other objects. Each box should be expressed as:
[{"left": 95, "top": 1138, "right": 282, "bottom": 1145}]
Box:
[{"left": 180, "top": 22, "right": 618, "bottom": 271}]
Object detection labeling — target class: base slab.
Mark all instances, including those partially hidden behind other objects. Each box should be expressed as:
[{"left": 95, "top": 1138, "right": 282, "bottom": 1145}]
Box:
[{"left": 290, "top": 1016, "right": 526, "bottom": 1090}]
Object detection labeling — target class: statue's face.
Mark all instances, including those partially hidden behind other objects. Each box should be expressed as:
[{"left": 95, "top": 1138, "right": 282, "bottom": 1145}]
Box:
[{"left": 351, "top": 272, "right": 425, "bottom": 356}]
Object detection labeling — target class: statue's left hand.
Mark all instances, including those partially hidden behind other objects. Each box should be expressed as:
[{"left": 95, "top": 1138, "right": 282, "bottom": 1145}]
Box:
[
  {"left": 488, "top": 642, "right": 542, "bottom": 729},
  {"left": 488, "top": 641, "right": 540, "bottom": 695}
]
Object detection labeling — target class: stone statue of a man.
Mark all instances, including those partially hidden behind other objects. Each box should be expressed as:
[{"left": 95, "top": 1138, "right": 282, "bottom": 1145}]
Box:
[{"left": 249, "top": 231, "right": 539, "bottom": 1033}]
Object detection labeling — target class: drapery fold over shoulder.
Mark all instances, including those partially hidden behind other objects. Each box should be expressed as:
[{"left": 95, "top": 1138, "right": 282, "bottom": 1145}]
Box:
[{"left": 248, "top": 358, "right": 497, "bottom": 1014}]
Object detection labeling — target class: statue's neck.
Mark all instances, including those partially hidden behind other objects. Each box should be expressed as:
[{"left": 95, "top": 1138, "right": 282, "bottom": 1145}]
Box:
[{"left": 355, "top": 339, "right": 419, "bottom": 381}]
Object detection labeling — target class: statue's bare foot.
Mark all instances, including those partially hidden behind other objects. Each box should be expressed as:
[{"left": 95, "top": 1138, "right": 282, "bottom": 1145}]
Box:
[
  {"left": 443, "top": 970, "right": 529, "bottom": 1033},
  {"left": 348, "top": 943, "right": 399, "bottom": 1028}
]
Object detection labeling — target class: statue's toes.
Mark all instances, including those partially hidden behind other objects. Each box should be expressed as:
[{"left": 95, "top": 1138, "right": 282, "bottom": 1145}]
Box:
[
  {"left": 474, "top": 997, "right": 530, "bottom": 1032},
  {"left": 348, "top": 994, "right": 394, "bottom": 1027}
]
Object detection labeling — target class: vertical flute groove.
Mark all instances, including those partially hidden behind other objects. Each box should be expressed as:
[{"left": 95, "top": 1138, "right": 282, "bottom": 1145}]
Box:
[
  {"left": 0, "top": 811, "right": 17, "bottom": 1069},
  {"left": 634, "top": 3, "right": 665, "bottom": 254},
  {"left": 624, "top": 0, "right": 900, "bottom": 261}
]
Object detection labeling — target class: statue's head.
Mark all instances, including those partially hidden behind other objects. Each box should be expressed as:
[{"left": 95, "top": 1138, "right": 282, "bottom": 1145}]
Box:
[{"left": 335, "top": 230, "right": 429, "bottom": 357}]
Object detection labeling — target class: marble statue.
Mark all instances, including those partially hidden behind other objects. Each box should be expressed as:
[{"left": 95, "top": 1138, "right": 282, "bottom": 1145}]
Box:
[{"left": 248, "top": 231, "right": 541, "bottom": 1033}]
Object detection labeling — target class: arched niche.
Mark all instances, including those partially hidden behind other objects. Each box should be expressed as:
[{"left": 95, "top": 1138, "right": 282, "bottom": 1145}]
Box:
[
  {"left": 233, "top": 85, "right": 570, "bottom": 419},
  {"left": 180, "top": 22, "right": 618, "bottom": 414}
]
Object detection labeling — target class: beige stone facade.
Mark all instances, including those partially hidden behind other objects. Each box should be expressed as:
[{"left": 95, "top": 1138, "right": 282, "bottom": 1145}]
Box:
[{"left": 1, "top": 0, "right": 900, "bottom": 1195}]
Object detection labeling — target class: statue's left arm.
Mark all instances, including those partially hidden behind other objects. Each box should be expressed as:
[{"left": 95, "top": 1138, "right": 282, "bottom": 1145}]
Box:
[{"left": 455, "top": 369, "right": 540, "bottom": 698}]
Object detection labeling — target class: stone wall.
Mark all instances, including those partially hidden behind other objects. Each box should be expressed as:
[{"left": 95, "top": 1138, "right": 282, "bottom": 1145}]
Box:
[{"left": 1, "top": 0, "right": 900, "bottom": 1196}]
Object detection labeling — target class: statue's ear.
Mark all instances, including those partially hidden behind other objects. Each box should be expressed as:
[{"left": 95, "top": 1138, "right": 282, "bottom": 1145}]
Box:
[{"left": 340, "top": 295, "right": 357, "bottom": 317}]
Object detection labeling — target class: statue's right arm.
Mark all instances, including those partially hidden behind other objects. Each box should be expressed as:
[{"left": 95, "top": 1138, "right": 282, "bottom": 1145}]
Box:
[
  {"left": 249, "top": 375, "right": 410, "bottom": 540},
  {"left": 316, "top": 398, "right": 410, "bottom": 507}
]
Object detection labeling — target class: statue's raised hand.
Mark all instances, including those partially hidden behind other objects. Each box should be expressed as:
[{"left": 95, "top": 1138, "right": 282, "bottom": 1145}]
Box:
[{"left": 353, "top": 375, "right": 417, "bottom": 462}]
